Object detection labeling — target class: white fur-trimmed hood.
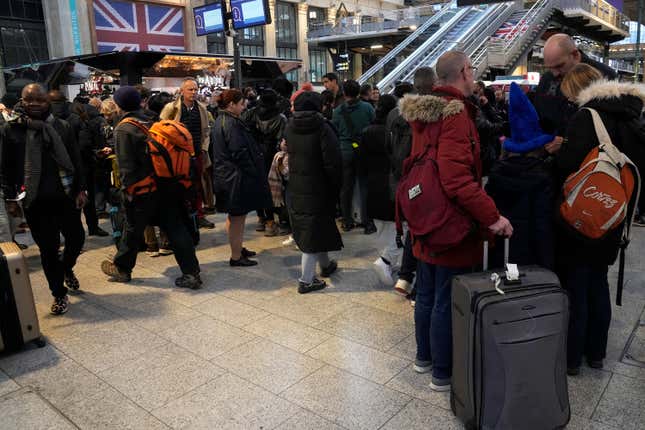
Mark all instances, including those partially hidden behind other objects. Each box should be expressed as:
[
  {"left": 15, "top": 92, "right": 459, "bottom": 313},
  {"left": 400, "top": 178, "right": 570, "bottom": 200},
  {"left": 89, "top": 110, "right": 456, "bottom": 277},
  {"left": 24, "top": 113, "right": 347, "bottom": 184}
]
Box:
[
  {"left": 399, "top": 94, "right": 464, "bottom": 123},
  {"left": 576, "top": 79, "right": 645, "bottom": 106}
]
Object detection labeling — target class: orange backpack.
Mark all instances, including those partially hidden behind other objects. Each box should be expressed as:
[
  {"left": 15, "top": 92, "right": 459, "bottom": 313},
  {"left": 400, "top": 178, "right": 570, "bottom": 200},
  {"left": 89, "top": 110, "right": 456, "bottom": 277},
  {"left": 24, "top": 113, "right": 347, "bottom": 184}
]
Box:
[
  {"left": 559, "top": 108, "right": 641, "bottom": 305},
  {"left": 120, "top": 118, "right": 195, "bottom": 194}
]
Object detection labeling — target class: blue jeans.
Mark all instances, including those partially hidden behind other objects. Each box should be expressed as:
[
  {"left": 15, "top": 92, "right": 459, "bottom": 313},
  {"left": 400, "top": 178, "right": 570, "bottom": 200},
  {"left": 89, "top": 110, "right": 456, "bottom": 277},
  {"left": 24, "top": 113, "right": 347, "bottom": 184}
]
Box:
[{"left": 415, "top": 262, "right": 470, "bottom": 379}]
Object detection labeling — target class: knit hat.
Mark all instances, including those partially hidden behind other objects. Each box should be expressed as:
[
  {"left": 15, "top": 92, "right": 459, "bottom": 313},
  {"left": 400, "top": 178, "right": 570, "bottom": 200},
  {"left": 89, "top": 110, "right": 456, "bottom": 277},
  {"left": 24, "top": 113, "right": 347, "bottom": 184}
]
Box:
[
  {"left": 503, "top": 82, "right": 553, "bottom": 154},
  {"left": 113, "top": 86, "right": 142, "bottom": 112},
  {"left": 294, "top": 91, "right": 322, "bottom": 112}
]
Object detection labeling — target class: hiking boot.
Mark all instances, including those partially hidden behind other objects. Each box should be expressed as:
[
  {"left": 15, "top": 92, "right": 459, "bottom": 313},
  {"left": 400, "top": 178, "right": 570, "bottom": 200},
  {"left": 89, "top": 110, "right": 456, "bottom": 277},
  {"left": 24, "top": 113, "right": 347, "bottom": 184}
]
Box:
[
  {"left": 175, "top": 273, "right": 203, "bottom": 290},
  {"left": 198, "top": 218, "right": 215, "bottom": 229},
  {"left": 394, "top": 279, "right": 413, "bottom": 296},
  {"left": 429, "top": 376, "right": 451, "bottom": 392},
  {"left": 241, "top": 248, "right": 256, "bottom": 258},
  {"left": 264, "top": 222, "right": 279, "bottom": 237},
  {"left": 373, "top": 258, "right": 394, "bottom": 286},
  {"left": 51, "top": 296, "right": 69, "bottom": 315},
  {"left": 413, "top": 360, "right": 432, "bottom": 374},
  {"left": 298, "top": 278, "right": 327, "bottom": 294},
  {"left": 64, "top": 270, "right": 80, "bottom": 291},
  {"left": 101, "top": 260, "right": 131, "bottom": 282},
  {"left": 89, "top": 227, "right": 109, "bottom": 237},
  {"left": 320, "top": 260, "right": 338, "bottom": 278},
  {"left": 364, "top": 221, "right": 377, "bottom": 235},
  {"left": 230, "top": 256, "right": 258, "bottom": 267}
]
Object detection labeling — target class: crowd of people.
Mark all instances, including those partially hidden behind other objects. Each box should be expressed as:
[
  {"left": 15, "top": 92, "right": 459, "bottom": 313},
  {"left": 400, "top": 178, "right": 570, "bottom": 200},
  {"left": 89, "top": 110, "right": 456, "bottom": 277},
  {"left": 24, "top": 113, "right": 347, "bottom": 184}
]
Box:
[{"left": 1, "top": 33, "right": 644, "bottom": 395}]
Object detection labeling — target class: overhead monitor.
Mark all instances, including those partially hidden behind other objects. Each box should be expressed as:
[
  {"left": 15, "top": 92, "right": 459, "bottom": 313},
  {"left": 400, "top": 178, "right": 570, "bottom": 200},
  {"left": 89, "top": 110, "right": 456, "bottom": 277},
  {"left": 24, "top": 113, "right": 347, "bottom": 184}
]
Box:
[
  {"left": 194, "top": 2, "right": 225, "bottom": 36},
  {"left": 230, "top": 0, "right": 272, "bottom": 30}
]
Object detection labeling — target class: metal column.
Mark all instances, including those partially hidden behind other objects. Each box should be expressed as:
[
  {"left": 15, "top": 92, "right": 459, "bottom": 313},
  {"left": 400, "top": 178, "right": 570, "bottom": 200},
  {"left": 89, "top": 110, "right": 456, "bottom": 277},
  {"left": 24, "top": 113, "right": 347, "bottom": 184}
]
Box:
[{"left": 636, "top": 0, "right": 643, "bottom": 82}]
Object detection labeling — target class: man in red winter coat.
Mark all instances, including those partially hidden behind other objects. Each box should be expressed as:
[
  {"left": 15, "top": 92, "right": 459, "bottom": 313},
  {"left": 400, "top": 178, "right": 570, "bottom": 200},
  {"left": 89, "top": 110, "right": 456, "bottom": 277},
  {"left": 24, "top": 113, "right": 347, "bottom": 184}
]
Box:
[{"left": 399, "top": 51, "right": 513, "bottom": 391}]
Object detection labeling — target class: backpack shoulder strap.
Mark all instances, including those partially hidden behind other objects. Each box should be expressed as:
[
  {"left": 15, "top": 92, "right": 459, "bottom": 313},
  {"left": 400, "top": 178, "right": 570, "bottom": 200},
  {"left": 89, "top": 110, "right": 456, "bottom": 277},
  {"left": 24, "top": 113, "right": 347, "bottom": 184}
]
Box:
[
  {"left": 583, "top": 108, "right": 623, "bottom": 162},
  {"left": 119, "top": 117, "right": 149, "bottom": 135}
]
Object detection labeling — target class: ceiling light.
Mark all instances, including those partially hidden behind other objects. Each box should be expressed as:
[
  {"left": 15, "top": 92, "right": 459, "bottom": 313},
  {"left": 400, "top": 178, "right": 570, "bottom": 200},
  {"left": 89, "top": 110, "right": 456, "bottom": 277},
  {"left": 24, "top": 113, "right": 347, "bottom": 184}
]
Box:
[{"left": 370, "top": 44, "right": 383, "bottom": 49}]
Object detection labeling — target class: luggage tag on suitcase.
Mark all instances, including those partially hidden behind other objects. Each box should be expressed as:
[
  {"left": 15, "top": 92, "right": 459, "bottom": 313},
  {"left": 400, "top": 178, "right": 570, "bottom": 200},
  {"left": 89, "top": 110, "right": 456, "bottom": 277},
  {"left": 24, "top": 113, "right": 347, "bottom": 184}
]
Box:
[{"left": 485, "top": 239, "right": 520, "bottom": 295}]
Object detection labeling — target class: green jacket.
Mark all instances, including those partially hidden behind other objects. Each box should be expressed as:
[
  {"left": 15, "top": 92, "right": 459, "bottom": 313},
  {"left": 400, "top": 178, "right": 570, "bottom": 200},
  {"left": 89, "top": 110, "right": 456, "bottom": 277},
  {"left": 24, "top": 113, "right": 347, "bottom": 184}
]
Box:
[{"left": 332, "top": 99, "right": 375, "bottom": 157}]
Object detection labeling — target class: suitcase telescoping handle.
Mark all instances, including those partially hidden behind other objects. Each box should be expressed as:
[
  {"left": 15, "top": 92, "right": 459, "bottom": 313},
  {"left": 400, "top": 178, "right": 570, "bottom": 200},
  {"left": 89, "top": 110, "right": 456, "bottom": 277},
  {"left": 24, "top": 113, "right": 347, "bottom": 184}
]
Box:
[{"left": 482, "top": 238, "right": 509, "bottom": 272}]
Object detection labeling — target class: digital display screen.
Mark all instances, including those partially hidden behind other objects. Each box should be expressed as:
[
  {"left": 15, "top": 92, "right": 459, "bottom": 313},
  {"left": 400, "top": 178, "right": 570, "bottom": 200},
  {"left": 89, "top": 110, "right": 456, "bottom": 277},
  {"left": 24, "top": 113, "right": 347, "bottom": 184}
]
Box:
[
  {"left": 230, "top": 0, "right": 272, "bottom": 30},
  {"left": 194, "top": 2, "right": 225, "bottom": 36}
]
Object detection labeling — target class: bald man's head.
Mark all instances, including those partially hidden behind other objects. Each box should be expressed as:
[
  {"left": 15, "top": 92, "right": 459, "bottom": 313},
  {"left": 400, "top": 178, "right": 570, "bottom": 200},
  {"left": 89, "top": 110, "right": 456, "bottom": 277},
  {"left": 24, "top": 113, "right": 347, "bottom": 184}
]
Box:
[
  {"left": 435, "top": 50, "right": 475, "bottom": 96},
  {"left": 22, "top": 84, "right": 49, "bottom": 119},
  {"left": 543, "top": 33, "right": 581, "bottom": 78}
]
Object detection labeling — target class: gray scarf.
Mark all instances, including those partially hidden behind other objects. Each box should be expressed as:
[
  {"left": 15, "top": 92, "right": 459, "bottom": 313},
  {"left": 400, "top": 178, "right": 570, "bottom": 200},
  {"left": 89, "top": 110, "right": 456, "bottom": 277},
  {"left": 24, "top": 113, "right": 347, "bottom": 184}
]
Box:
[{"left": 23, "top": 114, "right": 75, "bottom": 207}]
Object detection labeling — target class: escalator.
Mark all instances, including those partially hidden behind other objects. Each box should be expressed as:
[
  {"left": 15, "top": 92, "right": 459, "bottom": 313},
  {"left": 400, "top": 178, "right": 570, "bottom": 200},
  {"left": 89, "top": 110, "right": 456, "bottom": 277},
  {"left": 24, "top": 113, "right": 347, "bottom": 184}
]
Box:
[
  {"left": 376, "top": 2, "right": 518, "bottom": 93},
  {"left": 358, "top": 1, "right": 459, "bottom": 85}
]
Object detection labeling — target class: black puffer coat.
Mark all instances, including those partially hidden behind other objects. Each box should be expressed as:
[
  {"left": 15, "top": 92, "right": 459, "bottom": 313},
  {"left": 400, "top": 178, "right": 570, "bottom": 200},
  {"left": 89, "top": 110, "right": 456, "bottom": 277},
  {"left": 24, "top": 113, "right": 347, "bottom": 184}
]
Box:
[
  {"left": 212, "top": 111, "right": 271, "bottom": 216},
  {"left": 285, "top": 111, "right": 343, "bottom": 253},
  {"left": 486, "top": 153, "right": 556, "bottom": 269},
  {"left": 361, "top": 122, "right": 394, "bottom": 221},
  {"left": 555, "top": 80, "right": 645, "bottom": 266}
]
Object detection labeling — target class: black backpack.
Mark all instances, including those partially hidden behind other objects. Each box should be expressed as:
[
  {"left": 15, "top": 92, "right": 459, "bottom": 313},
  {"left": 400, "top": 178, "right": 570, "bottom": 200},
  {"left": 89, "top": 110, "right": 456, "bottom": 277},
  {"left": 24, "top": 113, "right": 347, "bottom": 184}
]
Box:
[{"left": 388, "top": 110, "right": 412, "bottom": 181}]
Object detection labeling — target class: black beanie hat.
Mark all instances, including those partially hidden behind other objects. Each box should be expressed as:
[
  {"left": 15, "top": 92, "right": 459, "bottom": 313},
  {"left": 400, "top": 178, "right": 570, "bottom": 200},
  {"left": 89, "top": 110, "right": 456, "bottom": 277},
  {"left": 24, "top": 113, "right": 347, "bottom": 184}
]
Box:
[
  {"left": 113, "top": 86, "right": 142, "bottom": 112},
  {"left": 293, "top": 91, "right": 322, "bottom": 112}
]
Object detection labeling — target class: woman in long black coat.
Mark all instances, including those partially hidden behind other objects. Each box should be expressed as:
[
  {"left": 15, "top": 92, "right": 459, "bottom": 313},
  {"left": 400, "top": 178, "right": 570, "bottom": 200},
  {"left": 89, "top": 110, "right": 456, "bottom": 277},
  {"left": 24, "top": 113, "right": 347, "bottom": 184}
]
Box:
[
  {"left": 359, "top": 94, "right": 400, "bottom": 287},
  {"left": 212, "top": 89, "right": 272, "bottom": 267},
  {"left": 556, "top": 65, "right": 645, "bottom": 375},
  {"left": 285, "top": 91, "right": 343, "bottom": 294}
]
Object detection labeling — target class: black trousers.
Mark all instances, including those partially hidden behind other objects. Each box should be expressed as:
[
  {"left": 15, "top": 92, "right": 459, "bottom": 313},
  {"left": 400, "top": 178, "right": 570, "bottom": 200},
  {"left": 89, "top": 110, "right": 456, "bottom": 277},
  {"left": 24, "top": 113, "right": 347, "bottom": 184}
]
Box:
[
  {"left": 24, "top": 198, "right": 85, "bottom": 299},
  {"left": 561, "top": 264, "right": 611, "bottom": 368},
  {"left": 399, "top": 231, "right": 418, "bottom": 284},
  {"left": 113, "top": 188, "right": 199, "bottom": 276},
  {"left": 82, "top": 159, "right": 99, "bottom": 231}
]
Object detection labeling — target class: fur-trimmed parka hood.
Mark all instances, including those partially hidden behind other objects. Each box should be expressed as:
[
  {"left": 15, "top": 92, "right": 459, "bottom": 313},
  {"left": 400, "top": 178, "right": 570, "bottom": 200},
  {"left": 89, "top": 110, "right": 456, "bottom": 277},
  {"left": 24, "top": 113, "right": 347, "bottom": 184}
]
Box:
[
  {"left": 399, "top": 94, "right": 465, "bottom": 123},
  {"left": 576, "top": 80, "right": 645, "bottom": 120}
]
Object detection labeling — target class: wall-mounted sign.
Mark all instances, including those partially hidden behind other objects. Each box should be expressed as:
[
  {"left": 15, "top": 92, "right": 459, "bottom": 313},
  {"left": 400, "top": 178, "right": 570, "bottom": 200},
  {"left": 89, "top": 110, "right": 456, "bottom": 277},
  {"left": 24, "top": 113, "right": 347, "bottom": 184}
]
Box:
[
  {"left": 194, "top": 2, "right": 225, "bottom": 36},
  {"left": 230, "top": 0, "right": 272, "bottom": 30}
]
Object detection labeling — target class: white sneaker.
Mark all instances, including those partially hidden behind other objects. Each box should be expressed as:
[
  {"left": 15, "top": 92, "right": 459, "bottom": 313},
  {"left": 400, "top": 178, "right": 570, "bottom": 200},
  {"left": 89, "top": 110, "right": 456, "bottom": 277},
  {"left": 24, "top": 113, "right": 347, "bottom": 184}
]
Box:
[
  {"left": 282, "top": 235, "right": 295, "bottom": 246},
  {"left": 373, "top": 258, "right": 394, "bottom": 286},
  {"left": 394, "top": 279, "right": 412, "bottom": 296}
]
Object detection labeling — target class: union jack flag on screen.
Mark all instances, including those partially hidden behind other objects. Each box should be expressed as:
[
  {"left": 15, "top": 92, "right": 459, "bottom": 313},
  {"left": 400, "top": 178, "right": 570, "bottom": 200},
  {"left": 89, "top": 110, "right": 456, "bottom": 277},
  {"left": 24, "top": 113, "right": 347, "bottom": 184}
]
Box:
[{"left": 93, "top": 0, "right": 185, "bottom": 52}]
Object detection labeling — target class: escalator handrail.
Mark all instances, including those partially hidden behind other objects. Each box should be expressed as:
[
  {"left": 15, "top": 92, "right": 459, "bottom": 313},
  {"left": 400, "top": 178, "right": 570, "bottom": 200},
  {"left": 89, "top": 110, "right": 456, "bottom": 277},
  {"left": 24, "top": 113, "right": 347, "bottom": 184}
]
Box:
[{"left": 358, "top": 1, "right": 457, "bottom": 84}]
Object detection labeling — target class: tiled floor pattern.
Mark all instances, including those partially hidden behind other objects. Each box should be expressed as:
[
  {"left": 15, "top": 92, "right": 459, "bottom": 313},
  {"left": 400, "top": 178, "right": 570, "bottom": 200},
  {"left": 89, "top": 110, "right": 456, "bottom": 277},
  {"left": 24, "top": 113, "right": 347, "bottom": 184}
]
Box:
[{"left": 1, "top": 214, "right": 644, "bottom": 429}]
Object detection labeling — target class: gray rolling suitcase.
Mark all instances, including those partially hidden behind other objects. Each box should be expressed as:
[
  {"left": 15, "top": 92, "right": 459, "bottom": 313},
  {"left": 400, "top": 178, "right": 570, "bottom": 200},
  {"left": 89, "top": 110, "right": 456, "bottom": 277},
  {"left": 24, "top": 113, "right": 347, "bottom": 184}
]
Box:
[
  {"left": 0, "top": 242, "right": 44, "bottom": 352},
  {"left": 451, "top": 239, "right": 570, "bottom": 429}
]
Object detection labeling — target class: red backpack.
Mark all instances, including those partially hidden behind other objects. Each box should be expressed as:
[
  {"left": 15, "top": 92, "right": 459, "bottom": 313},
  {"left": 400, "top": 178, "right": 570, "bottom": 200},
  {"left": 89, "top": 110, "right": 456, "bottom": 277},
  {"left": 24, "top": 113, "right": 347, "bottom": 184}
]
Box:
[{"left": 395, "top": 126, "right": 475, "bottom": 257}]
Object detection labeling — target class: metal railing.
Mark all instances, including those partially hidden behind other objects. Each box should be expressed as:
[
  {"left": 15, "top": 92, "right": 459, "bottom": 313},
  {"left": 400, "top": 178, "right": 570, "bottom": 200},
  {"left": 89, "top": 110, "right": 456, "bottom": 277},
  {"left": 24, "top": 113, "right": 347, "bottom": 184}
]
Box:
[
  {"left": 358, "top": 1, "right": 456, "bottom": 84},
  {"left": 307, "top": 3, "right": 440, "bottom": 40},
  {"left": 488, "top": 0, "right": 555, "bottom": 68},
  {"left": 559, "top": 0, "right": 629, "bottom": 33}
]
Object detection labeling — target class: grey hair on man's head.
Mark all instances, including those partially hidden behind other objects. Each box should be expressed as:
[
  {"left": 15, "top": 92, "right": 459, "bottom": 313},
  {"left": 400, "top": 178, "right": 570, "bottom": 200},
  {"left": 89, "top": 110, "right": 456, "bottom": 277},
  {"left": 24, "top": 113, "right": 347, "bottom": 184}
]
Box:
[{"left": 435, "top": 50, "right": 469, "bottom": 84}]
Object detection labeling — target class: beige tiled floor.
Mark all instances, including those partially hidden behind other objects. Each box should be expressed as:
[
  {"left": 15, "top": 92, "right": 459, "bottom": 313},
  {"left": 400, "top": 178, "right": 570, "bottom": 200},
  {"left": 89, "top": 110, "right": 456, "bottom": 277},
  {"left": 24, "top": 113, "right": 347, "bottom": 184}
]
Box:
[{"left": 1, "top": 213, "right": 644, "bottom": 429}]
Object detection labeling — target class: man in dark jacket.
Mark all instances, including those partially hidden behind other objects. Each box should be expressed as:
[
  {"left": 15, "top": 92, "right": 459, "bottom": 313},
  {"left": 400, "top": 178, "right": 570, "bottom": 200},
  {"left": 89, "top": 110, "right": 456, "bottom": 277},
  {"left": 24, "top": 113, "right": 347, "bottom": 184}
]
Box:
[
  {"left": 100, "top": 86, "right": 202, "bottom": 289},
  {"left": 322, "top": 72, "right": 344, "bottom": 108},
  {"left": 1, "top": 84, "right": 87, "bottom": 315},
  {"left": 49, "top": 91, "right": 109, "bottom": 237},
  {"left": 400, "top": 51, "right": 512, "bottom": 391},
  {"left": 285, "top": 91, "right": 342, "bottom": 293},
  {"left": 534, "top": 33, "right": 616, "bottom": 138},
  {"left": 386, "top": 69, "right": 435, "bottom": 299},
  {"left": 332, "top": 79, "right": 375, "bottom": 233},
  {"left": 242, "top": 89, "right": 288, "bottom": 235}
]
